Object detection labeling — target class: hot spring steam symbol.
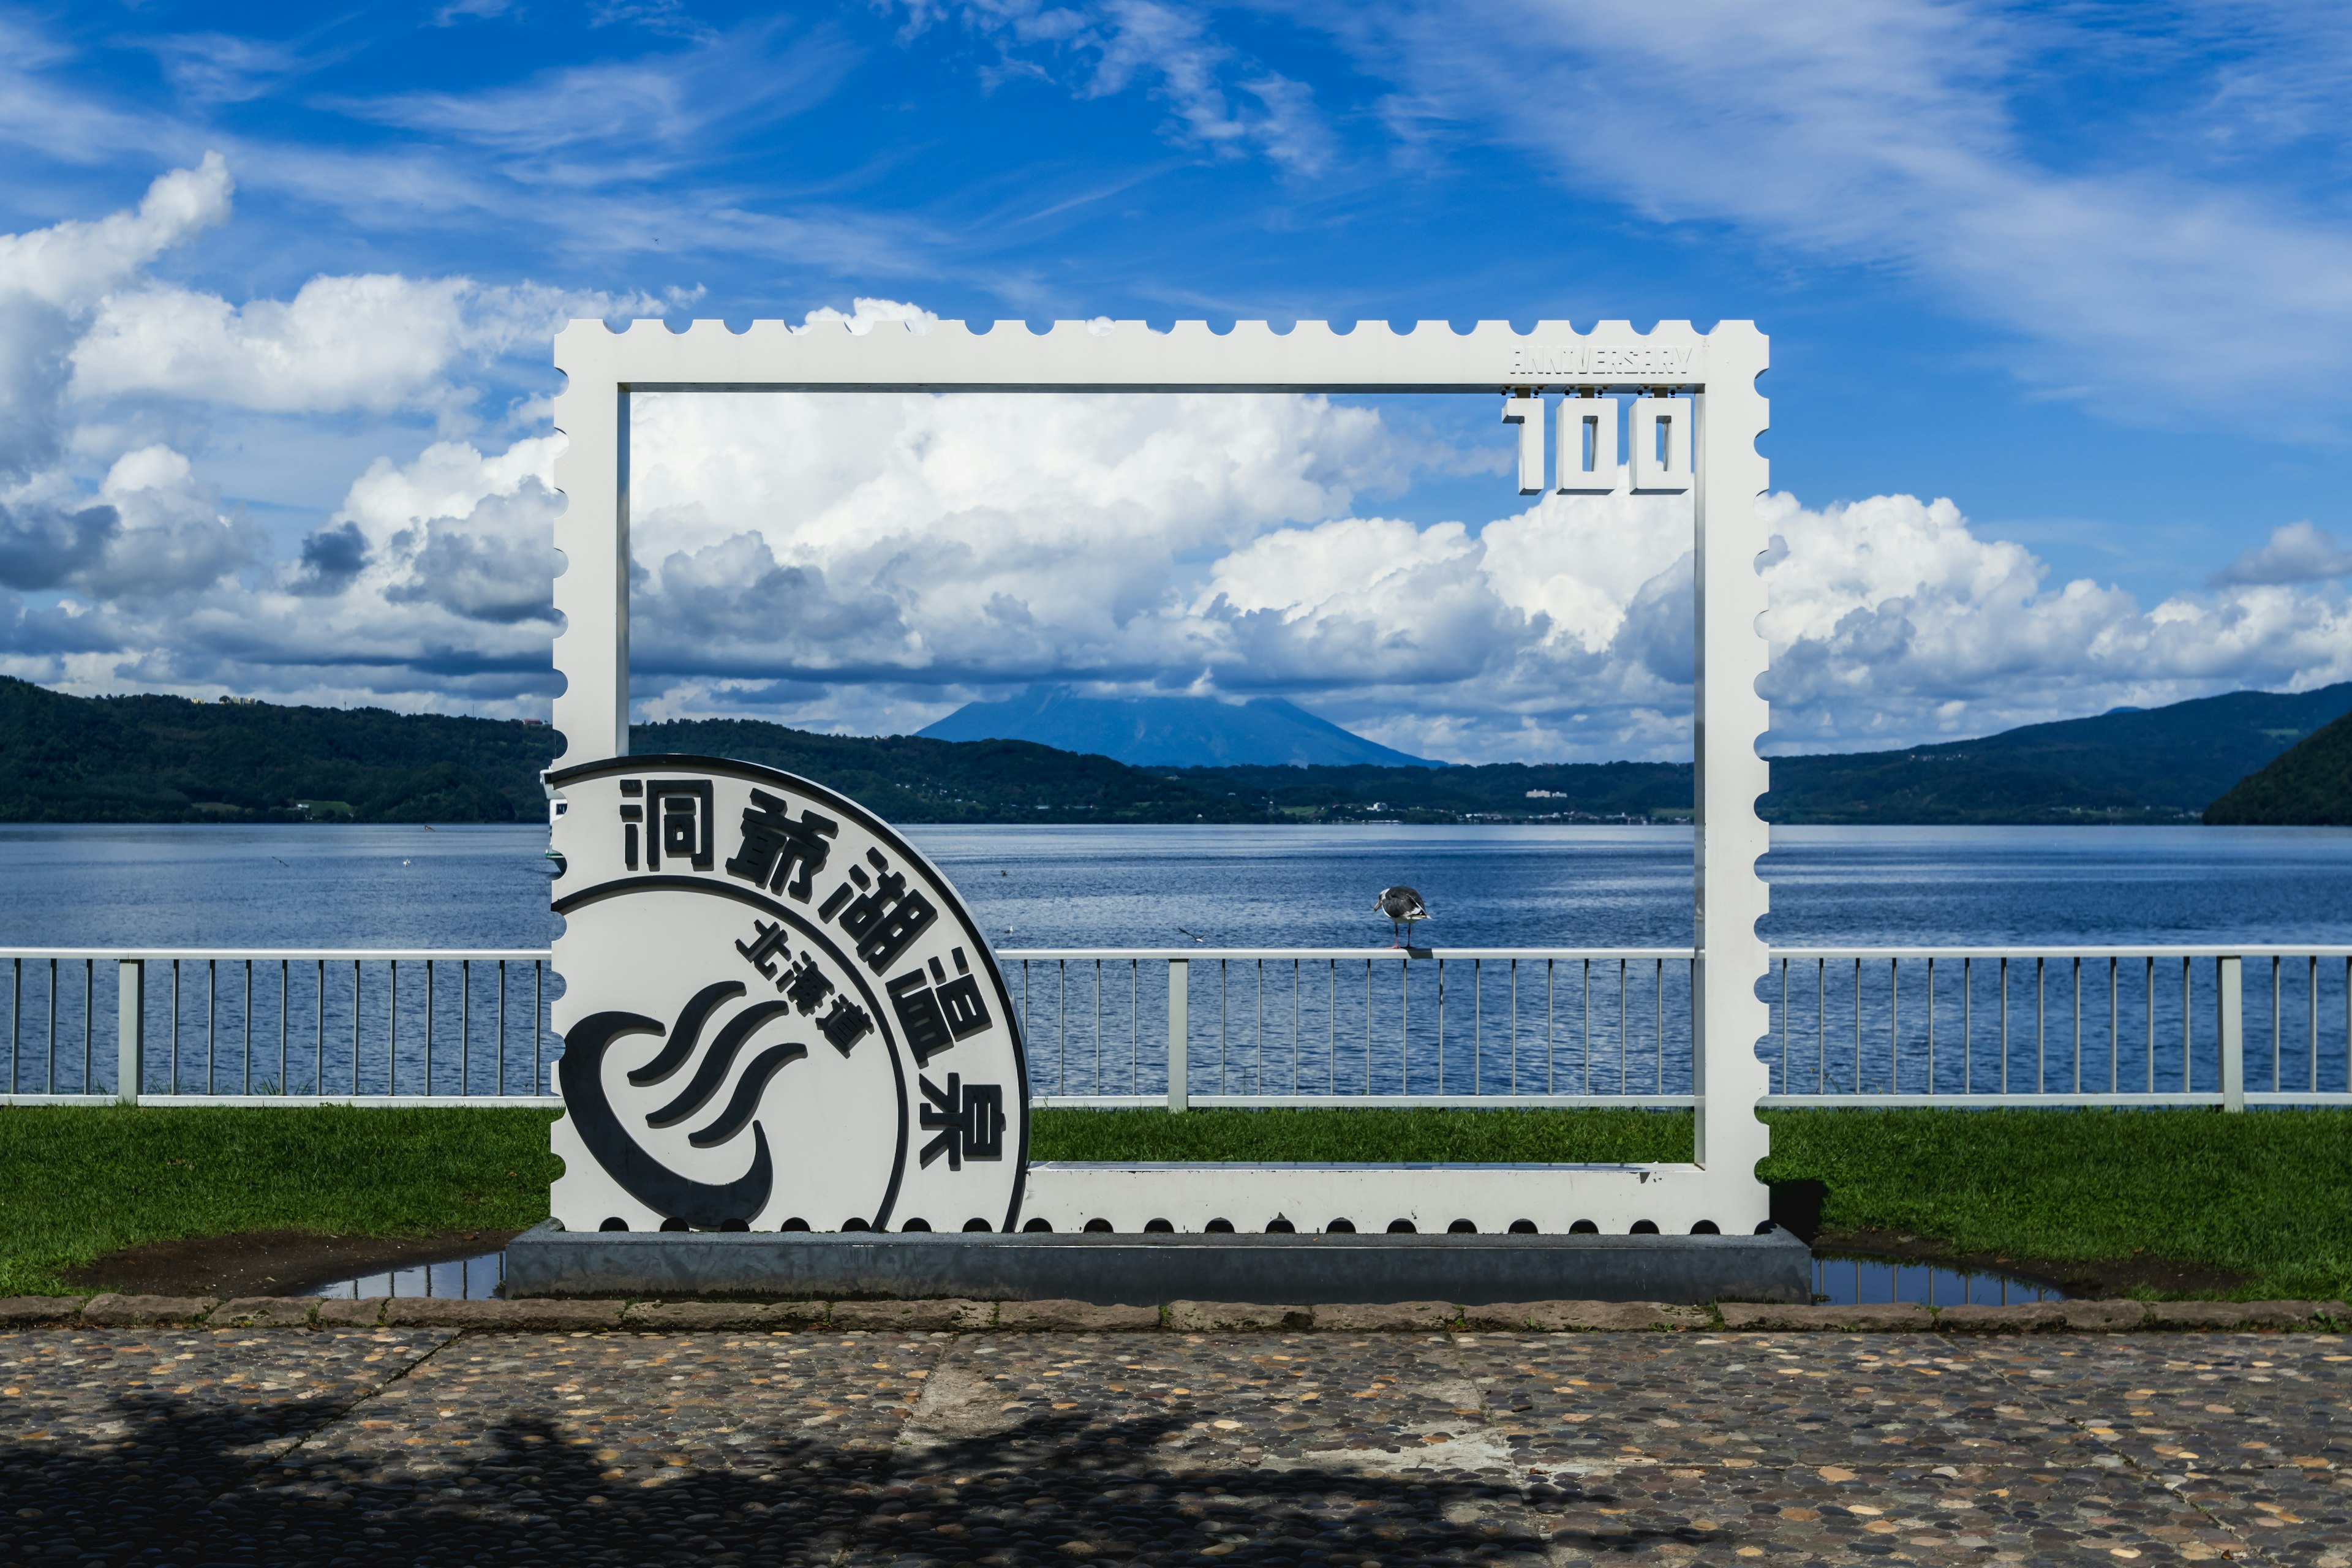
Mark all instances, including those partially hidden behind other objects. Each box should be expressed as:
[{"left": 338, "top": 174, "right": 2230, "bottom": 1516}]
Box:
[{"left": 559, "top": 982, "right": 805, "bottom": 1228}]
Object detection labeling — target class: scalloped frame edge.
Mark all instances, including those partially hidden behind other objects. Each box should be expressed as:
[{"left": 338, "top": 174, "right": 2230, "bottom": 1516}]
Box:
[{"left": 545, "top": 317, "right": 1772, "bottom": 1232}]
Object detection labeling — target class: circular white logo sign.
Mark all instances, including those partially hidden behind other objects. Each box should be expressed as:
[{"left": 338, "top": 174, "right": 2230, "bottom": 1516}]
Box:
[{"left": 545, "top": 755, "right": 1028, "bottom": 1234}]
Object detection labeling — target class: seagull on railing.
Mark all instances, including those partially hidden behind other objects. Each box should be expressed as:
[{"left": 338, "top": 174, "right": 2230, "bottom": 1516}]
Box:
[{"left": 1374, "top": 886, "right": 1430, "bottom": 948}]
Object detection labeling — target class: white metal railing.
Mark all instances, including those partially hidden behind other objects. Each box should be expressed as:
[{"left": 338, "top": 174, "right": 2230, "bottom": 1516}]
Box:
[
  {"left": 998, "top": 948, "right": 1697, "bottom": 1110},
  {"left": 4, "top": 945, "right": 2346, "bottom": 1110},
  {"left": 1763, "top": 947, "right": 2352, "bottom": 1109},
  {"left": 0, "top": 951, "right": 554, "bottom": 1106}
]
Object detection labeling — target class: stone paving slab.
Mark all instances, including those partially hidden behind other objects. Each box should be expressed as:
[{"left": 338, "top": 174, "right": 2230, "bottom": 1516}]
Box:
[
  {"left": 2173, "top": 1466, "right": 2352, "bottom": 1560},
  {"left": 1456, "top": 1332, "right": 2134, "bottom": 1473},
  {"left": 3, "top": 1327, "right": 2348, "bottom": 1567},
  {"left": 1528, "top": 1461, "right": 2252, "bottom": 1566},
  {"left": 0, "top": 1325, "right": 453, "bottom": 1556},
  {"left": 1, "top": 1290, "right": 2345, "bottom": 1335},
  {"left": 2015, "top": 1335, "right": 2352, "bottom": 1474}
]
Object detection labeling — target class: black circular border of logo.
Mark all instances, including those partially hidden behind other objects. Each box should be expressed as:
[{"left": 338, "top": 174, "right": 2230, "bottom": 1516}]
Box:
[{"left": 547, "top": 753, "right": 1032, "bottom": 1234}]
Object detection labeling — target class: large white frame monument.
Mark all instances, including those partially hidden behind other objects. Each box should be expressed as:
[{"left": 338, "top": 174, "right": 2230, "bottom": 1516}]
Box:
[{"left": 548, "top": 318, "right": 1774, "bottom": 1237}]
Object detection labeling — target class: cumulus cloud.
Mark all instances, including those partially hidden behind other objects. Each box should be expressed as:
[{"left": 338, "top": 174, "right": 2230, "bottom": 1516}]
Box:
[
  {"left": 0, "top": 164, "right": 565, "bottom": 712},
  {"left": 21, "top": 434, "right": 565, "bottom": 707},
  {"left": 6, "top": 165, "right": 2348, "bottom": 764},
  {"left": 0, "top": 499, "right": 116, "bottom": 590},
  {"left": 617, "top": 382, "right": 1712, "bottom": 756},
  {"left": 621, "top": 385, "right": 1417, "bottom": 695},
  {"left": 613, "top": 379, "right": 2352, "bottom": 762},
  {"left": 71, "top": 274, "right": 658, "bottom": 418},
  {"left": 79, "top": 444, "right": 255, "bottom": 597},
  {"left": 291, "top": 521, "right": 368, "bottom": 595},
  {"left": 0, "top": 154, "right": 232, "bottom": 480},
  {"left": 1757, "top": 494, "right": 2352, "bottom": 752},
  {"left": 2212, "top": 521, "right": 2352, "bottom": 587}
]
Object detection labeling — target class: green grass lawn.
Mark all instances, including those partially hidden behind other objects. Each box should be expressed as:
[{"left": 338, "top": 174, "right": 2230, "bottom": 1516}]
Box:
[
  {"left": 1758, "top": 1107, "right": 2352, "bottom": 1302},
  {"left": 1027, "top": 1106, "right": 1695, "bottom": 1164},
  {"left": 0, "top": 1106, "right": 559, "bottom": 1298},
  {"left": 2, "top": 1104, "right": 2345, "bottom": 1300}
]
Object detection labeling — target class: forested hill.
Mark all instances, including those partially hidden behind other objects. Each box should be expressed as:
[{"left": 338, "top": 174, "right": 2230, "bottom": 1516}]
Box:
[
  {"left": 1762, "top": 683, "right": 2352, "bottom": 824},
  {"left": 1178, "top": 684, "right": 2352, "bottom": 824},
  {"left": 7, "top": 675, "right": 2350, "bottom": 826},
  {"left": 627, "top": 718, "right": 1256, "bottom": 824},
  {"left": 0, "top": 680, "right": 1258, "bottom": 824},
  {"left": 2204, "top": 710, "right": 2352, "bottom": 825},
  {"left": 0, "top": 678, "right": 559, "bottom": 823}
]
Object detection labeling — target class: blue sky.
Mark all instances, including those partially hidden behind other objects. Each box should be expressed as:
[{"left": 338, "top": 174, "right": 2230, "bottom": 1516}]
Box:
[{"left": 1, "top": 0, "right": 2348, "bottom": 762}]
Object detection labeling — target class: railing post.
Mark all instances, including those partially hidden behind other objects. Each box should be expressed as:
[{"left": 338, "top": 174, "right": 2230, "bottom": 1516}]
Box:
[
  {"left": 115, "top": 959, "right": 143, "bottom": 1106},
  {"left": 2218, "top": 955, "right": 2244, "bottom": 1112},
  {"left": 1166, "top": 958, "right": 1188, "bottom": 1113}
]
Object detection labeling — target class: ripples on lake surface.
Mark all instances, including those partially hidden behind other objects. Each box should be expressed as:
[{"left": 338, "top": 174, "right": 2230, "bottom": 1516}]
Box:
[
  {"left": 4, "top": 822, "right": 2346, "bottom": 1100},
  {"left": 2, "top": 821, "right": 2347, "bottom": 949}
]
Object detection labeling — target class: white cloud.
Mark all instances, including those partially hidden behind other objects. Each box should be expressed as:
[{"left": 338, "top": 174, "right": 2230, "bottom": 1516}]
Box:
[
  {"left": 617, "top": 383, "right": 2352, "bottom": 761},
  {"left": 796, "top": 298, "right": 940, "bottom": 334},
  {"left": 1285, "top": 0, "right": 2352, "bottom": 424},
  {"left": 328, "top": 17, "right": 851, "bottom": 162},
  {"left": 0, "top": 154, "right": 233, "bottom": 479},
  {"left": 6, "top": 161, "right": 2348, "bottom": 766},
  {"left": 1758, "top": 492, "right": 2352, "bottom": 751},
  {"left": 2213, "top": 521, "right": 2352, "bottom": 587},
  {"left": 70, "top": 274, "right": 652, "bottom": 417},
  {"left": 897, "top": 0, "right": 1335, "bottom": 175},
  {"left": 895, "top": 0, "right": 2352, "bottom": 429},
  {"left": 0, "top": 163, "right": 564, "bottom": 713},
  {"left": 618, "top": 382, "right": 1692, "bottom": 753},
  {"left": 0, "top": 153, "right": 232, "bottom": 314},
  {"left": 143, "top": 32, "right": 323, "bottom": 107}
]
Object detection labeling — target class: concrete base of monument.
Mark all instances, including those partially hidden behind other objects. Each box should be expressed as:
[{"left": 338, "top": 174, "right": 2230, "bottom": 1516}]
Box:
[{"left": 503, "top": 1223, "right": 1812, "bottom": 1306}]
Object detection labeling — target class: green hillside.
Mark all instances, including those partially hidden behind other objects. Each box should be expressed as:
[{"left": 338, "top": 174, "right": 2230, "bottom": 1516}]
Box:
[
  {"left": 1180, "top": 684, "right": 2352, "bottom": 826},
  {"left": 2203, "top": 710, "right": 2352, "bottom": 824},
  {"left": 0, "top": 679, "right": 1255, "bottom": 825},
  {"left": 627, "top": 718, "right": 1255, "bottom": 823},
  {"left": 0, "top": 677, "right": 557, "bottom": 823},
  {"left": 6, "top": 675, "right": 2346, "bottom": 826},
  {"left": 1762, "top": 684, "right": 2352, "bottom": 824}
]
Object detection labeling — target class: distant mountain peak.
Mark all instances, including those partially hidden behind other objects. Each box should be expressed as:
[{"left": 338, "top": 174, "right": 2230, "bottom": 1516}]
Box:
[{"left": 916, "top": 686, "right": 1441, "bottom": 769}]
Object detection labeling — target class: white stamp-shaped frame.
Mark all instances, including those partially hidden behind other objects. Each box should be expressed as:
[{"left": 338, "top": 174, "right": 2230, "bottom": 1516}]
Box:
[{"left": 549, "top": 318, "right": 1773, "bottom": 1237}]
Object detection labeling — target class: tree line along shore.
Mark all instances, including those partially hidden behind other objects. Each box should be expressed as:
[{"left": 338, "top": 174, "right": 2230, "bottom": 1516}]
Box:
[{"left": 3, "top": 675, "right": 2346, "bottom": 827}]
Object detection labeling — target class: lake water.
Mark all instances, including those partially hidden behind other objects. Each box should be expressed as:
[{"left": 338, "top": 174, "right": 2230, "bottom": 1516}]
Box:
[
  {"left": 4, "top": 821, "right": 2350, "bottom": 949},
  {"left": 4, "top": 823, "right": 2346, "bottom": 1099}
]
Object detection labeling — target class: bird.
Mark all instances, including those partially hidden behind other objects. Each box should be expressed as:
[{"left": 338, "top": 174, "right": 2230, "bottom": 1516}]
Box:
[
  {"left": 1373, "top": 886, "right": 1430, "bottom": 949},
  {"left": 1176, "top": 926, "right": 1208, "bottom": 944}
]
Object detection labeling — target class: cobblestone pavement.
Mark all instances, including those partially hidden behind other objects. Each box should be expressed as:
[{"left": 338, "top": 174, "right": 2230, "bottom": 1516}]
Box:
[{"left": 3, "top": 1328, "right": 2347, "bottom": 1568}]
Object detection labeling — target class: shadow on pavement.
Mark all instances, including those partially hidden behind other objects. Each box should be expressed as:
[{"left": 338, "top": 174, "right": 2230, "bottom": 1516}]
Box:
[{"left": 1, "top": 1389, "right": 1624, "bottom": 1567}]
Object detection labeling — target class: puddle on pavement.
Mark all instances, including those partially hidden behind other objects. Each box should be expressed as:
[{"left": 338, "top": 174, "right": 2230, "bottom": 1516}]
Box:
[
  {"left": 309, "top": 1246, "right": 2068, "bottom": 1307},
  {"left": 312, "top": 1250, "right": 507, "bottom": 1300},
  {"left": 1814, "top": 1251, "right": 2063, "bottom": 1305}
]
